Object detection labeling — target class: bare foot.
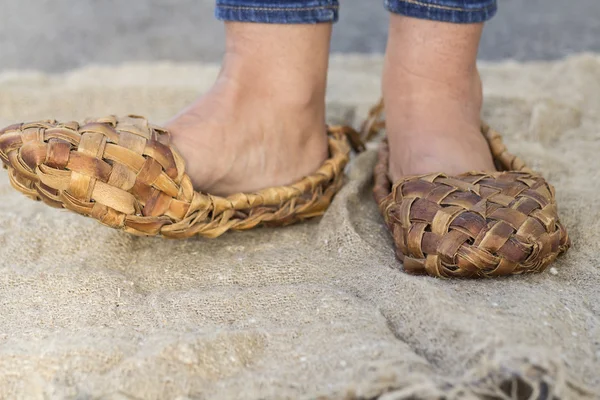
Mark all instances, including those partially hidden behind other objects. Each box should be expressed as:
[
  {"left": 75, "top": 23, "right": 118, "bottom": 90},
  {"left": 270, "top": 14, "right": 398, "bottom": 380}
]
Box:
[
  {"left": 166, "top": 22, "right": 332, "bottom": 196},
  {"left": 166, "top": 80, "right": 328, "bottom": 196},
  {"left": 383, "top": 15, "right": 496, "bottom": 182}
]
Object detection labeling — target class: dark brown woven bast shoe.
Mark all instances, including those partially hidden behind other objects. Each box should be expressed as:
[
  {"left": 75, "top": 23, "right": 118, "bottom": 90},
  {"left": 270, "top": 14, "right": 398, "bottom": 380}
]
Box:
[
  {"left": 0, "top": 115, "right": 357, "bottom": 238},
  {"left": 364, "top": 101, "right": 570, "bottom": 278}
]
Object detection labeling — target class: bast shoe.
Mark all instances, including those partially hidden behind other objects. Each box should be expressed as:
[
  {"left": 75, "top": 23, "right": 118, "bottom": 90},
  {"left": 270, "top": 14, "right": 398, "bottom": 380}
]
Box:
[
  {"left": 364, "top": 101, "right": 570, "bottom": 278},
  {"left": 0, "top": 115, "right": 359, "bottom": 238}
]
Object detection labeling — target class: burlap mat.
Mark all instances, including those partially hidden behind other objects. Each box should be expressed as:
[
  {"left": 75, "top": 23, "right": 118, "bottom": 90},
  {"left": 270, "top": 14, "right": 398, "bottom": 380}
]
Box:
[{"left": 0, "top": 54, "right": 598, "bottom": 399}]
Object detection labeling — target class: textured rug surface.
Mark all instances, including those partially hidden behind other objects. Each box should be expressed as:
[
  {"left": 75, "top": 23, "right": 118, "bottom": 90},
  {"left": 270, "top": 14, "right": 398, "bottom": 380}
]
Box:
[{"left": 0, "top": 55, "right": 598, "bottom": 399}]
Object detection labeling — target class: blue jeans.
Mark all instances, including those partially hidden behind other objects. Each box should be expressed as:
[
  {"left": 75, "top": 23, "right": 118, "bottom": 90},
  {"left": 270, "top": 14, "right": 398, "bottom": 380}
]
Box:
[{"left": 215, "top": 0, "right": 497, "bottom": 24}]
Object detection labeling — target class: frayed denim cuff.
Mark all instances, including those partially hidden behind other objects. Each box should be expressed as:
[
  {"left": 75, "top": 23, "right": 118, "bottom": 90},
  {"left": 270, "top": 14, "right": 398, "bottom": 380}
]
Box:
[
  {"left": 385, "top": 0, "right": 497, "bottom": 23},
  {"left": 215, "top": 1, "right": 339, "bottom": 24}
]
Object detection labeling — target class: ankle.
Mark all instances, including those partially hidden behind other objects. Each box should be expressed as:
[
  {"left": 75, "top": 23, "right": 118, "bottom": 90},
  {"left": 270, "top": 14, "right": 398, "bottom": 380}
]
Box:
[
  {"left": 382, "top": 64, "right": 483, "bottom": 129},
  {"left": 382, "top": 55, "right": 482, "bottom": 100},
  {"left": 217, "top": 68, "right": 327, "bottom": 121},
  {"left": 220, "top": 22, "right": 331, "bottom": 109},
  {"left": 383, "top": 14, "right": 484, "bottom": 123}
]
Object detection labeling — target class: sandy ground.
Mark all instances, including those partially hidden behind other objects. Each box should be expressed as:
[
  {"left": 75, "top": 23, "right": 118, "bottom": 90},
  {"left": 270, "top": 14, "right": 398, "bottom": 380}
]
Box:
[{"left": 0, "top": 54, "right": 598, "bottom": 399}]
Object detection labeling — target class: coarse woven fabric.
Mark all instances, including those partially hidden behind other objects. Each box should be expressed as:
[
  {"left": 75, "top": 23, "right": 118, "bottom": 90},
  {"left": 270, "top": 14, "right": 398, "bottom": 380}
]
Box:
[{"left": 0, "top": 54, "right": 598, "bottom": 399}]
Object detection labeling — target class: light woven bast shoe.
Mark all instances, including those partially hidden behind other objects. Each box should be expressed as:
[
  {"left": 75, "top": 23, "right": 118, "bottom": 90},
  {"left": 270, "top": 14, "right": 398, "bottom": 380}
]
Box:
[
  {"left": 365, "top": 102, "right": 570, "bottom": 278},
  {"left": 0, "top": 115, "right": 355, "bottom": 238}
]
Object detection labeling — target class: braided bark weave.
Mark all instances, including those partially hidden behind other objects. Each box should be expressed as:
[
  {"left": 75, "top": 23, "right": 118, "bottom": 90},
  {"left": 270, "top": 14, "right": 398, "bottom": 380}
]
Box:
[
  {"left": 368, "top": 106, "right": 570, "bottom": 278},
  {"left": 0, "top": 116, "right": 352, "bottom": 238}
]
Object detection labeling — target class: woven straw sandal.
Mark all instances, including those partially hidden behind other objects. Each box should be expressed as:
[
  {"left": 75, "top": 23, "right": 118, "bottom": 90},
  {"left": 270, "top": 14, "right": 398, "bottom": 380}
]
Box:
[
  {"left": 363, "top": 101, "right": 570, "bottom": 278},
  {"left": 0, "top": 115, "right": 360, "bottom": 238}
]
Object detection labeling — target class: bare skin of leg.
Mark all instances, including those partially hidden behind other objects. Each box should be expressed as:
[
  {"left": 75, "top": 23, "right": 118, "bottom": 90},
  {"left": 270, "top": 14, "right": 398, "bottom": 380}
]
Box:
[
  {"left": 166, "top": 22, "right": 331, "bottom": 196},
  {"left": 383, "top": 15, "right": 496, "bottom": 182}
]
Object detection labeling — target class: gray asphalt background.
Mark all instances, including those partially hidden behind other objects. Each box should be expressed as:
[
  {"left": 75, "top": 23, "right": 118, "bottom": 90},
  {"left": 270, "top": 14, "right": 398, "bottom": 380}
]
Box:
[{"left": 0, "top": 0, "right": 597, "bottom": 72}]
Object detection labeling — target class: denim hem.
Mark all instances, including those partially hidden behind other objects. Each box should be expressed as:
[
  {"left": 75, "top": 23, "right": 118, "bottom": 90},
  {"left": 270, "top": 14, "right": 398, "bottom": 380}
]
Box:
[
  {"left": 215, "top": 4, "right": 339, "bottom": 24},
  {"left": 385, "top": 0, "right": 497, "bottom": 23}
]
